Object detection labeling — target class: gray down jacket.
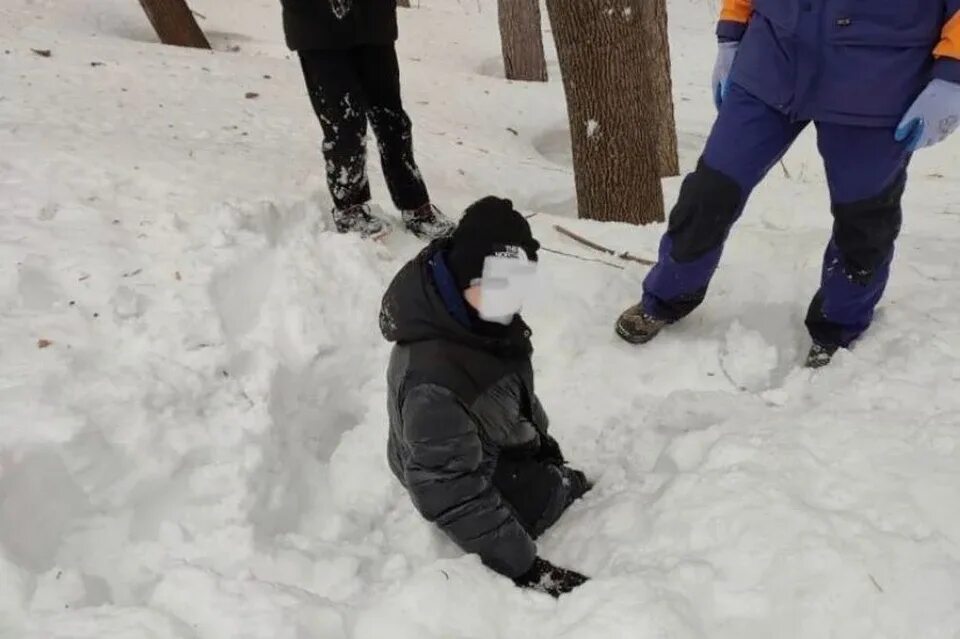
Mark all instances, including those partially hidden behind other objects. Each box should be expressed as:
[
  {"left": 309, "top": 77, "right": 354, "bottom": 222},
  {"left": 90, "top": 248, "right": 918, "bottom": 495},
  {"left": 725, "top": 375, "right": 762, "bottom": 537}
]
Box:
[{"left": 380, "top": 242, "right": 586, "bottom": 579}]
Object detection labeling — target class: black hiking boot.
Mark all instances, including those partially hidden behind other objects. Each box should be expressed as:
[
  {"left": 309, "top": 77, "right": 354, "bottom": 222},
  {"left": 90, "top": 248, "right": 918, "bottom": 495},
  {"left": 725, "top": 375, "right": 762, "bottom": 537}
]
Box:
[
  {"left": 401, "top": 203, "right": 455, "bottom": 240},
  {"left": 805, "top": 342, "right": 839, "bottom": 369},
  {"left": 615, "top": 304, "right": 668, "bottom": 344},
  {"left": 332, "top": 204, "right": 388, "bottom": 239}
]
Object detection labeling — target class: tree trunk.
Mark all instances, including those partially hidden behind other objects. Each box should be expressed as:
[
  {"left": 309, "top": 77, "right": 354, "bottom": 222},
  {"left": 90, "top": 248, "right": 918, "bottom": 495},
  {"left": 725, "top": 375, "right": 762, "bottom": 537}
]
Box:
[
  {"left": 137, "top": 0, "right": 211, "bottom": 49},
  {"left": 545, "top": 0, "right": 664, "bottom": 224},
  {"left": 497, "top": 0, "right": 548, "bottom": 82},
  {"left": 643, "top": 0, "right": 679, "bottom": 177}
]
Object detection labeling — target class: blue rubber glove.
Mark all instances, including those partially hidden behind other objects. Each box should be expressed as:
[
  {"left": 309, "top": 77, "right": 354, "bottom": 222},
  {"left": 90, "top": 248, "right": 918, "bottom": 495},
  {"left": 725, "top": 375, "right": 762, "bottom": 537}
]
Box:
[
  {"left": 712, "top": 42, "right": 738, "bottom": 110},
  {"left": 894, "top": 79, "right": 960, "bottom": 151}
]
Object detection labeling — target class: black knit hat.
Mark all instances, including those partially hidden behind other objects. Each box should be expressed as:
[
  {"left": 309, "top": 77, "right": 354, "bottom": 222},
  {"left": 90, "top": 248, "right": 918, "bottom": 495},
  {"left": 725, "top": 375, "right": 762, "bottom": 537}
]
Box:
[{"left": 447, "top": 196, "right": 540, "bottom": 291}]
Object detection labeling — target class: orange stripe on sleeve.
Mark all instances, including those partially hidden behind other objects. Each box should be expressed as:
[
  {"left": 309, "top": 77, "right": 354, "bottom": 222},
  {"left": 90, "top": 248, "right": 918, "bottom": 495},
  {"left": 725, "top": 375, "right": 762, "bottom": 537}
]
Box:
[
  {"left": 719, "top": 0, "right": 753, "bottom": 24},
  {"left": 935, "top": 10, "right": 960, "bottom": 60}
]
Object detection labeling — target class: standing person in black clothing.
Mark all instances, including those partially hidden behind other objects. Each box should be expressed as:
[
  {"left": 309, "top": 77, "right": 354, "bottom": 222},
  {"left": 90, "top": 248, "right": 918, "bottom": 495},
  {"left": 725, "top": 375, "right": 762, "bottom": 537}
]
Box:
[
  {"left": 280, "top": 0, "right": 454, "bottom": 239},
  {"left": 380, "top": 197, "right": 592, "bottom": 597}
]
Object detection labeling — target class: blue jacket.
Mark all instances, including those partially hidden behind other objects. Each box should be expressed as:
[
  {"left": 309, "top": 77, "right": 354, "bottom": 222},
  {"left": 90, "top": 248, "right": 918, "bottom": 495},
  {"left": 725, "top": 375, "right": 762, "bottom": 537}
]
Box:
[{"left": 717, "top": 0, "right": 960, "bottom": 126}]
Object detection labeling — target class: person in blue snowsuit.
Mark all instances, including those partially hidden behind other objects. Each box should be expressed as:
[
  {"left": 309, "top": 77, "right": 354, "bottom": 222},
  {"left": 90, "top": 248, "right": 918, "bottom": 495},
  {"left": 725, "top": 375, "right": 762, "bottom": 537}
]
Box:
[{"left": 615, "top": 0, "right": 960, "bottom": 367}]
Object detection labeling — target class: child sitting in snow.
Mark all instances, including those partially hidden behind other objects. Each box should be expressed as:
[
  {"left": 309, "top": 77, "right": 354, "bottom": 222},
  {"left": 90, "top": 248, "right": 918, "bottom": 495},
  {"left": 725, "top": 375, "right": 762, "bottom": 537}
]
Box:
[{"left": 380, "top": 197, "right": 591, "bottom": 597}]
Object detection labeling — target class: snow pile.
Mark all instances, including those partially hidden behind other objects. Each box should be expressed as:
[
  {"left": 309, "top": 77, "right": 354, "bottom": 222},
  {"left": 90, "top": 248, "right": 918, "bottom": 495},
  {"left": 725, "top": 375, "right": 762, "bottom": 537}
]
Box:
[{"left": 2, "top": 0, "right": 960, "bottom": 637}]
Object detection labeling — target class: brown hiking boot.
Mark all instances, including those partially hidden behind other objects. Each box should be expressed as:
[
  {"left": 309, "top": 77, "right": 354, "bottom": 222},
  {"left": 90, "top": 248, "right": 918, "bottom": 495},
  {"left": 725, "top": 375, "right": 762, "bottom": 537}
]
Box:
[{"left": 615, "top": 304, "right": 667, "bottom": 344}]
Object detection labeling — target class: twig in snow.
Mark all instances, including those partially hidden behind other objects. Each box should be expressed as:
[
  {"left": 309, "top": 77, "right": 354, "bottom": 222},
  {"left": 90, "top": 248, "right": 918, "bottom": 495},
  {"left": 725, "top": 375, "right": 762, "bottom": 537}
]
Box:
[
  {"left": 869, "top": 574, "right": 884, "bottom": 593},
  {"left": 779, "top": 160, "right": 791, "bottom": 179},
  {"left": 717, "top": 344, "right": 747, "bottom": 392},
  {"left": 524, "top": 212, "right": 538, "bottom": 220},
  {"left": 553, "top": 225, "right": 656, "bottom": 266},
  {"left": 191, "top": 10, "right": 207, "bottom": 20},
  {"left": 541, "top": 247, "right": 623, "bottom": 270}
]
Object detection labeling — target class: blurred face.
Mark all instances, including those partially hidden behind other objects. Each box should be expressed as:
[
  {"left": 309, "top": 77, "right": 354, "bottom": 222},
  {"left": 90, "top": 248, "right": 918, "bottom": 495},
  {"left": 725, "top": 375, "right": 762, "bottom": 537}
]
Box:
[{"left": 462, "top": 247, "right": 538, "bottom": 325}]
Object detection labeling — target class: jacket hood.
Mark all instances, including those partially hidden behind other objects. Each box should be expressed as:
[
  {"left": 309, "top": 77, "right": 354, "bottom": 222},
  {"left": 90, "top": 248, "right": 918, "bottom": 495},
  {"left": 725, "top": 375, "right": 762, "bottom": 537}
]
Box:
[{"left": 379, "top": 241, "right": 532, "bottom": 357}]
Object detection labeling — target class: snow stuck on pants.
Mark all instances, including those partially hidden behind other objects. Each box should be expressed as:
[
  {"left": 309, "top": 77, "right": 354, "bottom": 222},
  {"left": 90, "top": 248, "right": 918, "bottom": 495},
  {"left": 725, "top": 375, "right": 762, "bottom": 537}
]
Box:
[{"left": 2, "top": 0, "right": 960, "bottom": 637}]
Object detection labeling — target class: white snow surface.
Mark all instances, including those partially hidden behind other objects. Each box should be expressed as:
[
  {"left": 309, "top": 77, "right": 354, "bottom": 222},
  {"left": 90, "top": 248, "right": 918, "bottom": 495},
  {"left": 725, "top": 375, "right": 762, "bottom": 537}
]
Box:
[{"left": 2, "top": 0, "right": 960, "bottom": 637}]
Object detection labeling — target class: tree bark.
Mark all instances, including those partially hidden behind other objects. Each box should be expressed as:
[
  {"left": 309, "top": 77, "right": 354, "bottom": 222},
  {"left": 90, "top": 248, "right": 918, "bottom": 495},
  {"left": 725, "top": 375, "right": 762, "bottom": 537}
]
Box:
[
  {"left": 497, "top": 0, "right": 548, "bottom": 82},
  {"left": 137, "top": 0, "right": 211, "bottom": 49},
  {"left": 643, "top": 0, "right": 679, "bottom": 177},
  {"left": 545, "top": 0, "right": 664, "bottom": 224}
]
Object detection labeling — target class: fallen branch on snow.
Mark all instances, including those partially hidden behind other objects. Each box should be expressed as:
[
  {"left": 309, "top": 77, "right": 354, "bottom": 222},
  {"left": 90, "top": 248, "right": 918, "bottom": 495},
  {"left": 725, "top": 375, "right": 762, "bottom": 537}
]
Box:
[
  {"left": 540, "top": 247, "right": 623, "bottom": 270},
  {"left": 553, "top": 225, "right": 656, "bottom": 267}
]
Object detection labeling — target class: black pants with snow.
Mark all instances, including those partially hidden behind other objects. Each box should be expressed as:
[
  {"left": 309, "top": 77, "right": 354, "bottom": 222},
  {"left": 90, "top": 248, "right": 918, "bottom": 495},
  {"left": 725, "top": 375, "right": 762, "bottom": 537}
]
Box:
[{"left": 298, "top": 45, "right": 430, "bottom": 212}]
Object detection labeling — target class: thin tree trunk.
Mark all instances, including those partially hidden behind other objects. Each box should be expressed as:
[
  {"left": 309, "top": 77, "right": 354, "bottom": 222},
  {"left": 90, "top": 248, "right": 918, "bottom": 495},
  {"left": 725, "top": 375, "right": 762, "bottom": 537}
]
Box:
[
  {"left": 545, "top": 0, "right": 664, "bottom": 224},
  {"left": 137, "top": 0, "right": 211, "bottom": 49},
  {"left": 643, "top": 0, "right": 679, "bottom": 177},
  {"left": 497, "top": 0, "right": 548, "bottom": 82}
]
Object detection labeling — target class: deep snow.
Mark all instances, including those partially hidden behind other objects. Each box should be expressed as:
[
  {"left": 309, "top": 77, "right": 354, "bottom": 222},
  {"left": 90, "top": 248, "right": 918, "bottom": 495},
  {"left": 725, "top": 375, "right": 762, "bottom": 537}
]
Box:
[{"left": 2, "top": 0, "right": 960, "bottom": 637}]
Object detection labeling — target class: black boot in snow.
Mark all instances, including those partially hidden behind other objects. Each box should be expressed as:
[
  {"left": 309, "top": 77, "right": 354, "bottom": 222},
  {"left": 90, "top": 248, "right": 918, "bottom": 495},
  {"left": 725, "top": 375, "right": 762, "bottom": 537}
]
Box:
[
  {"left": 332, "top": 204, "right": 388, "bottom": 239},
  {"left": 615, "top": 304, "right": 667, "bottom": 345},
  {"left": 805, "top": 342, "right": 839, "bottom": 369},
  {"left": 401, "top": 203, "right": 455, "bottom": 240}
]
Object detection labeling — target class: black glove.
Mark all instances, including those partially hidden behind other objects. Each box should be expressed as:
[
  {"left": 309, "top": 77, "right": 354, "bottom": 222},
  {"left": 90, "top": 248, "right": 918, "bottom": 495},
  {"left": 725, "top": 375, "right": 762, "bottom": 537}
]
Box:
[
  {"left": 561, "top": 465, "right": 592, "bottom": 502},
  {"left": 535, "top": 433, "right": 565, "bottom": 465},
  {"left": 514, "top": 557, "right": 589, "bottom": 598}
]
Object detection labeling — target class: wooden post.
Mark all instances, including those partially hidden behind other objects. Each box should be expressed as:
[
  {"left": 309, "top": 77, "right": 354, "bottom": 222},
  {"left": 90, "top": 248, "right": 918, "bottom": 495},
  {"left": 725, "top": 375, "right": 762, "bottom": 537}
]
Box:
[
  {"left": 546, "top": 0, "right": 665, "bottom": 224},
  {"left": 137, "top": 0, "right": 211, "bottom": 49},
  {"left": 497, "top": 0, "right": 548, "bottom": 82},
  {"left": 643, "top": 0, "right": 679, "bottom": 177}
]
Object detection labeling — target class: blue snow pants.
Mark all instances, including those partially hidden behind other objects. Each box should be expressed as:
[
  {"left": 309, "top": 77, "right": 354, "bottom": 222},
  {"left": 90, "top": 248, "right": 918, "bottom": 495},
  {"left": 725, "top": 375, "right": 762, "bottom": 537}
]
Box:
[{"left": 642, "top": 83, "right": 912, "bottom": 348}]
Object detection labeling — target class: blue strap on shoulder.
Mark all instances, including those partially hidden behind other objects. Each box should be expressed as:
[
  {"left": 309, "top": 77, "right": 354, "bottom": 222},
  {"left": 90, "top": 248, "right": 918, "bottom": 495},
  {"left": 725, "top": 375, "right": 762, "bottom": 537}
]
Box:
[{"left": 428, "top": 251, "right": 472, "bottom": 328}]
